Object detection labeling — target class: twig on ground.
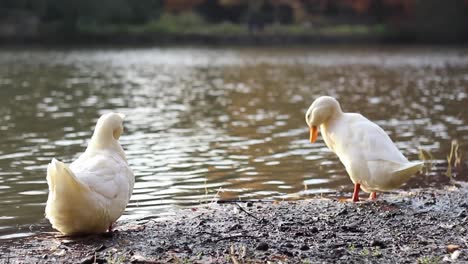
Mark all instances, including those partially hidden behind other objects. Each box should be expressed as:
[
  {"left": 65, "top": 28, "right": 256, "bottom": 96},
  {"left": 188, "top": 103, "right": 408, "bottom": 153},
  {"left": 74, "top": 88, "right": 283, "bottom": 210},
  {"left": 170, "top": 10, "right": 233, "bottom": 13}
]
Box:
[{"left": 235, "top": 203, "right": 260, "bottom": 221}]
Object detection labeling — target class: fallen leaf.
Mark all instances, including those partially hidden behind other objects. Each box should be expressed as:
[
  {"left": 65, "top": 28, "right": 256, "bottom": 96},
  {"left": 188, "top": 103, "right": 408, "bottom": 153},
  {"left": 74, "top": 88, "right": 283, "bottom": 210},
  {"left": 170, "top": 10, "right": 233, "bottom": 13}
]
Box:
[{"left": 447, "top": 244, "right": 461, "bottom": 253}]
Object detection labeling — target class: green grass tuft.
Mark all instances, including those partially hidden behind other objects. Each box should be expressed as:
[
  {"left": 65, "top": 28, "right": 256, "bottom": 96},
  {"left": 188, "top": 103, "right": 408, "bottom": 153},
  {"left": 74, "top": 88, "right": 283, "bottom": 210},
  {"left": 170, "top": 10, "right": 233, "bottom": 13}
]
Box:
[{"left": 417, "top": 256, "right": 441, "bottom": 264}]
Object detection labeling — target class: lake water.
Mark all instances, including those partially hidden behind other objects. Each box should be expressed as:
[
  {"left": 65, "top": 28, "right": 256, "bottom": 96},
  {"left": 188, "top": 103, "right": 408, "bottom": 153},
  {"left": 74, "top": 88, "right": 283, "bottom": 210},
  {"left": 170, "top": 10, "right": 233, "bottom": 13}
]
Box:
[{"left": 0, "top": 46, "right": 467, "bottom": 239}]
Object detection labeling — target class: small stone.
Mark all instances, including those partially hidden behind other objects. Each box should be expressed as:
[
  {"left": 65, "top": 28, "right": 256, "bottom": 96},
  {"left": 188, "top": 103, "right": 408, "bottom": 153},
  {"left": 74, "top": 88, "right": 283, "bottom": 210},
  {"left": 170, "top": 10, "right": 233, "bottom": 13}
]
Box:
[
  {"left": 457, "top": 210, "right": 467, "bottom": 218},
  {"left": 337, "top": 208, "right": 348, "bottom": 216},
  {"left": 246, "top": 201, "right": 253, "bottom": 207},
  {"left": 341, "top": 224, "right": 360, "bottom": 232},
  {"left": 370, "top": 240, "right": 386, "bottom": 248},
  {"left": 418, "top": 240, "right": 428, "bottom": 245},
  {"left": 451, "top": 250, "right": 461, "bottom": 260},
  {"left": 310, "top": 226, "right": 319, "bottom": 233},
  {"left": 447, "top": 244, "right": 461, "bottom": 253},
  {"left": 79, "top": 255, "right": 95, "bottom": 264},
  {"left": 281, "top": 249, "right": 294, "bottom": 257},
  {"left": 284, "top": 243, "right": 294, "bottom": 248},
  {"left": 131, "top": 254, "right": 155, "bottom": 263},
  {"left": 300, "top": 244, "right": 310, "bottom": 251},
  {"left": 54, "top": 249, "right": 66, "bottom": 257},
  {"left": 294, "top": 232, "right": 304, "bottom": 237},
  {"left": 256, "top": 242, "right": 269, "bottom": 251}
]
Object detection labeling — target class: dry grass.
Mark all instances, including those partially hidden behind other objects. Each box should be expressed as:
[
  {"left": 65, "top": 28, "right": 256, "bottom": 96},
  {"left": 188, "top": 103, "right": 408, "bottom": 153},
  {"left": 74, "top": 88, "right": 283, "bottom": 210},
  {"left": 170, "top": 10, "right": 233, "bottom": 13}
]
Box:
[
  {"left": 446, "top": 140, "right": 462, "bottom": 181},
  {"left": 418, "top": 147, "right": 434, "bottom": 174}
]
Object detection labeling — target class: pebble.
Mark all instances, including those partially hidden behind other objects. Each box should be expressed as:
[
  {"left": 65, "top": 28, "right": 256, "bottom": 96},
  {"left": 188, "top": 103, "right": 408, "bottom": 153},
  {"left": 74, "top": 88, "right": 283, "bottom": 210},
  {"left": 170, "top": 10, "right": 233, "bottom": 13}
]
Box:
[
  {"left": 79, "top": 255, "right": 99, "bottom": 264},
  {"left": 370, "top": 240, "right": 386, "bottom": 248},
  {"left": 457, "top": 210, "right": 466, "bottom": 218},
  {"left": 294, "top": 232, "right": 304, "bottom": 237},
  {"left": 256, "top": 242, "right": 269, "bottom": 251},
  {"left": 310, "top": 226, "right": 319, "bottom": 233},
  {"left": 284, "top": 243, "right": 294, "bottom": 248},
  {"left": 281, "top": 249, "right": 294, "bottom": 257},
  {"left": 300, "top": 244, "right": 310, "bottom": 251},
  {"left": 451, "top": 250, "right": 461, "bottom": 260},
  {"left": 337, "top": 208, "right": 348, "bottom": 216}
]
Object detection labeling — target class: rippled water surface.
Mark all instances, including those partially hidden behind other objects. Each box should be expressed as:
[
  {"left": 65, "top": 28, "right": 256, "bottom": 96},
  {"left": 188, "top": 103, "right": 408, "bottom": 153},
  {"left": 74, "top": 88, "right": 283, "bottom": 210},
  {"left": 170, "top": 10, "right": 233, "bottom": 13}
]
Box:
[{"left": 0, "top": 46, "right": 467, "bottom": 239}]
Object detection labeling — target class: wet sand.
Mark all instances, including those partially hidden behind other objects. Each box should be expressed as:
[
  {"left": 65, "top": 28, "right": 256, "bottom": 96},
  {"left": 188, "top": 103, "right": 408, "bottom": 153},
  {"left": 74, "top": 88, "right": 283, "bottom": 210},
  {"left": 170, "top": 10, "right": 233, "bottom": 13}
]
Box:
[{"left": 1, "top": 183, "right": 467, "bottom": 263}]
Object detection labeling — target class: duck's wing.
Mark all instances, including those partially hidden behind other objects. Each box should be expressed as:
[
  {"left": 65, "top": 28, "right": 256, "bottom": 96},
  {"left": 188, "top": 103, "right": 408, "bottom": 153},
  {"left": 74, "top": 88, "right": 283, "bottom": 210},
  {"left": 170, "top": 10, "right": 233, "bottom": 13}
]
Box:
[
  {"left": 349, "top": 115, "right": 408, "bottom": 164},
  {"left": 70, "top": 153, "right": 133, "bottom": 201}
]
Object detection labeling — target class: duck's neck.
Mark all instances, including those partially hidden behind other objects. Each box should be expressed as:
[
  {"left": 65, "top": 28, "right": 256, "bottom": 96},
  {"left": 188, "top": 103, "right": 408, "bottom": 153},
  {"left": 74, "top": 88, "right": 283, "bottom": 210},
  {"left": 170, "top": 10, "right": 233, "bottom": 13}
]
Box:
[
  {"left": 86, "top": 128, "right": 126, "bottom": 160},
  {"left": 320, "top": 110, "right": 343, "bottom": 134},
  {"left": 327, "top": 108, "right": 343, "bottom": 123}
]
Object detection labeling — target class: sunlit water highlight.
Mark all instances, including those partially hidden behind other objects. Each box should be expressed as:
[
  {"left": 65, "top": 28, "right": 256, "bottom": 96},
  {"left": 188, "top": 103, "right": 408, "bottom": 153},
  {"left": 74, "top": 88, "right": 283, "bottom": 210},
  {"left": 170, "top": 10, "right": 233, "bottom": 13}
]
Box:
[{"left": 0, "top": 46, "right": 467, "bottom": 239}]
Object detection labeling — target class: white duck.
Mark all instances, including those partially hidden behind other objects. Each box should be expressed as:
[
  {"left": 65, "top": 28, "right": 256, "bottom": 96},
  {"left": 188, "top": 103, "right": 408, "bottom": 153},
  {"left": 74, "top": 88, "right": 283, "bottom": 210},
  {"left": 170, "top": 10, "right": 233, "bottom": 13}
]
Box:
[
  {"left": 45, "top": 113, "right": 134, "bottom": 235},
  {"left": 305, "top": 96, "right": 423, "bottom": 202}
]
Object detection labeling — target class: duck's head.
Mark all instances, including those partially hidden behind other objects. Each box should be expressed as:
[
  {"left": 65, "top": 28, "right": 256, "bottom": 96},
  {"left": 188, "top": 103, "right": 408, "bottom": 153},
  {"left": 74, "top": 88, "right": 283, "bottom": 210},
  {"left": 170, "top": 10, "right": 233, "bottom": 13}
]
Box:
[
  {"left": 305, "top": 96, "right": 342, "bottom": 143},
  {"left": 93, "top": 112, "right": 126, "bottom": 142}
]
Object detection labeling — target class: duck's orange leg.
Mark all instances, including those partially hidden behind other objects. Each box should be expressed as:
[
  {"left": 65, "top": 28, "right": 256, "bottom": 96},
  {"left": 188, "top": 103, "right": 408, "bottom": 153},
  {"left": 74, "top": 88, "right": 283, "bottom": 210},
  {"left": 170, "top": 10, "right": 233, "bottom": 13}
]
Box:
[
  {"left": 107, "top": 223, "right": 113, "bottom": 232},
  {"left": 352, "top": 183, "right": 360, "bottom": 202},
  {"left": 369, "top": 192, "right": 377, "bottom": 200}
]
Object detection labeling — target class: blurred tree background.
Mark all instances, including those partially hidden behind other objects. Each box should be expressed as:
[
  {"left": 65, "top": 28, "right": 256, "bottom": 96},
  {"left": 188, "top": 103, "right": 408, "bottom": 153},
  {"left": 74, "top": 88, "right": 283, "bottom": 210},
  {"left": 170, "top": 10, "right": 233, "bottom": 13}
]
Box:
[{"left": 0, "top": 0, "right": 467, "bottom": 43}]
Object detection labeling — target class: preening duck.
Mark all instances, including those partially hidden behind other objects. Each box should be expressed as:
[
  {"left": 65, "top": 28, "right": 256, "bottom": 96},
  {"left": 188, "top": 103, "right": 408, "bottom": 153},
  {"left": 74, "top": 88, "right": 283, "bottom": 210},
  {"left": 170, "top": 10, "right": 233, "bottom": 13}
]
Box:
[{"left": 305, "top": 96, "right": 423, "bottom": 202}]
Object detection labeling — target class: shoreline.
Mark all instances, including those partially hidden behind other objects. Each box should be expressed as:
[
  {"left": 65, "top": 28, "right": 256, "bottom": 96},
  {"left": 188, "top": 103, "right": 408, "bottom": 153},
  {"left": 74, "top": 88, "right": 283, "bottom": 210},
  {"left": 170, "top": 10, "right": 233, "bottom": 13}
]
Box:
[
  {"left": 1, "top": 33, "right": 467, "bottom": 48},
  {"left": 1, "top": 184, "right": 467, "bottom": 263}
]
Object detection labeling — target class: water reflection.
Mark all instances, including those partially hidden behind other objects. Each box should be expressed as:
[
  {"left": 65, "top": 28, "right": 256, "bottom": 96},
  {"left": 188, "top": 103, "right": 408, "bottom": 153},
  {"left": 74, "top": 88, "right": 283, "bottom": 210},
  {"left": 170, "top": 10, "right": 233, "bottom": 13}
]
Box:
[{"left": 0, "top": 46, "right": 467, "bottom": 239}]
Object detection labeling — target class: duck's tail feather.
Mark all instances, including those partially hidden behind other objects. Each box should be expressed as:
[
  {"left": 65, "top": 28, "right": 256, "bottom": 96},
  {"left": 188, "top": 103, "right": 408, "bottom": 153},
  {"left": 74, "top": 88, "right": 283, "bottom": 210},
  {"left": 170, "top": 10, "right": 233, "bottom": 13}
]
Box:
[
  {"left": 391, "top": 161, "right": 424, "bottom": 183},
  {"left": 46, "top": 158, "right": 87, "bottom": 194},
  {"left": 45, "top": 159, "right": 89, "bottom": 221}
]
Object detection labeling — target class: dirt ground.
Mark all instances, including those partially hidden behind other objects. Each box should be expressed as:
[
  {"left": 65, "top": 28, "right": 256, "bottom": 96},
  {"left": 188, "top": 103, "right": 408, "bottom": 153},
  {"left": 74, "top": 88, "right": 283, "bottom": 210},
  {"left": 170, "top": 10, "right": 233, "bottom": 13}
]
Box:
[{"left": 1, "top": 182, "right": 467, "bottom": 264}]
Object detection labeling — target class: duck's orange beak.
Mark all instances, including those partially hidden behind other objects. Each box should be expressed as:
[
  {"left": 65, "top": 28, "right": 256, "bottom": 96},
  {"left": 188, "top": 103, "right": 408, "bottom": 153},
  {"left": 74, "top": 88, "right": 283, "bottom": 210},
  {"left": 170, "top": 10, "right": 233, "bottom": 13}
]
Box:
[{"left": 310, "top": 126, "right": 319, "bottom": 143}]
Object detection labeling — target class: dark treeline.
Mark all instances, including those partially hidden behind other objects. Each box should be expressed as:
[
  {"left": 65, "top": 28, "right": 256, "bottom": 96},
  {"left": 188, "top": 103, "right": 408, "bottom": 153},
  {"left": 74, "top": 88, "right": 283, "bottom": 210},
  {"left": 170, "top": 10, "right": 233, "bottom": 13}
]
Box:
[
  {"left": 0, "top": 0, "right": 163, "bottom": 33},
  {"left": 0, "top": 0, "right": 467, "bottom": 44}
]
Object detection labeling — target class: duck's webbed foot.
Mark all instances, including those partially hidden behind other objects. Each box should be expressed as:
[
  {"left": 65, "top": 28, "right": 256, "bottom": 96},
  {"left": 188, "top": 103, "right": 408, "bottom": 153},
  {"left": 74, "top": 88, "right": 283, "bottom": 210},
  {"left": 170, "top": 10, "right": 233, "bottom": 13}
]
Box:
[{"left": 369, "top": 192, "right": 377, "bottom": 201}]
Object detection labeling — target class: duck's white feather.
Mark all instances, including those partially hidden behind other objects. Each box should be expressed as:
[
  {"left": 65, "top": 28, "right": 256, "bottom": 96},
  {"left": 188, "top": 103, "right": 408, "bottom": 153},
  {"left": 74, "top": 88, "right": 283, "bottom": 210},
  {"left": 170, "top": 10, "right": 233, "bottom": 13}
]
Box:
[
  {"left": 70, "top": 151, "right": 132, "bottom": 201},
  {"left": 45, "top": 113, "right": 134, "bottom": 235}
]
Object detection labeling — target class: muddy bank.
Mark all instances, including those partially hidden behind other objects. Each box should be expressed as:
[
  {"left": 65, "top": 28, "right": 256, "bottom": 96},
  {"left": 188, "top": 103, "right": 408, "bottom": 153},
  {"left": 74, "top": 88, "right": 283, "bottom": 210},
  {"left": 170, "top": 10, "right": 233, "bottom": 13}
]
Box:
[{"left": 1, "top": 184, "right": 467, "bottom": 263}]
